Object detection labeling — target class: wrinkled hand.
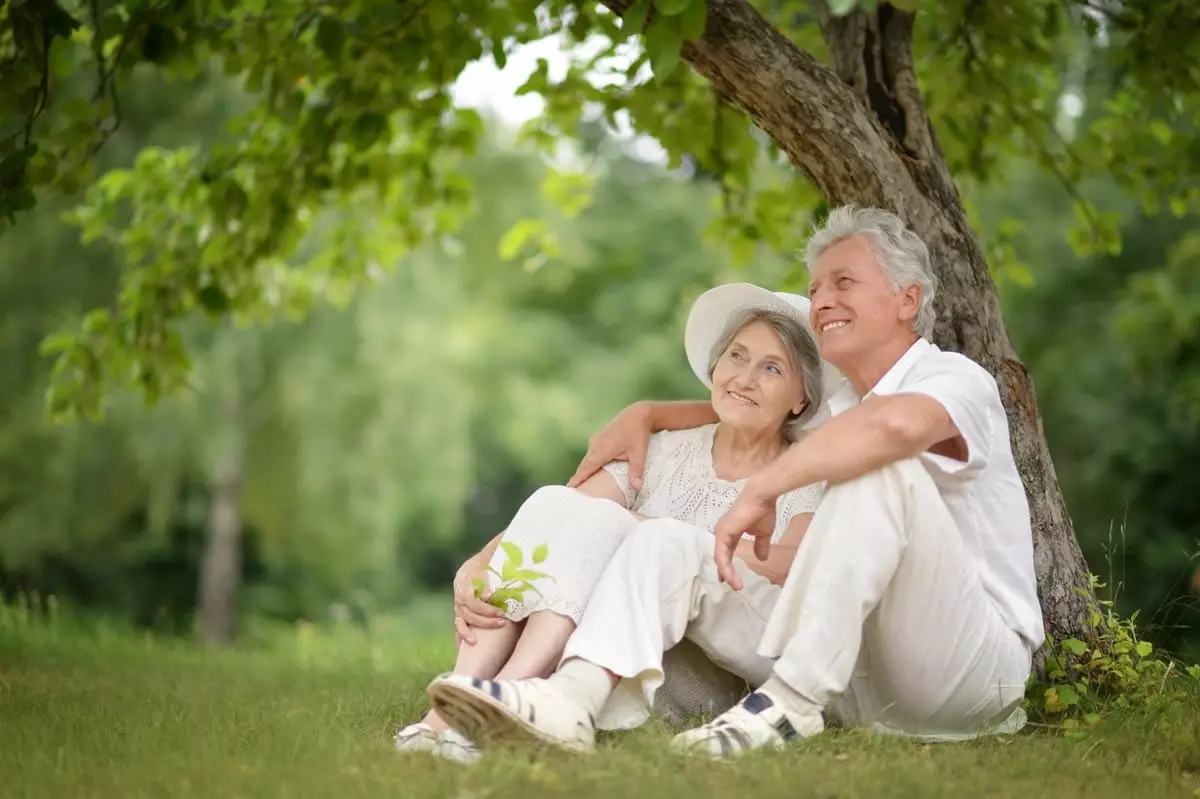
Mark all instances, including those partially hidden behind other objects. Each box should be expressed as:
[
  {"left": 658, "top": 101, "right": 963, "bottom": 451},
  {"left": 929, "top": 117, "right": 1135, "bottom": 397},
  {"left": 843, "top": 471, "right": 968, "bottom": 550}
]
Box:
[
  {"left": 713, "top": 485, "right": 778, "bottom": 591},
  {"left": 453, "top": 555, "right": 507, "bottom": 647},
  {"left": 567, "top": 401, "right": 654, "bottom": 491}
]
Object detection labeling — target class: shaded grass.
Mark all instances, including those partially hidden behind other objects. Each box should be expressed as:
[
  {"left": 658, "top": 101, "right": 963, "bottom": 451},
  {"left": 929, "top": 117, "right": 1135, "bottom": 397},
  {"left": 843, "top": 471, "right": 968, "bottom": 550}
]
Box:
[{"left": 1, "top": 602, "right": 1198, "bottom": 798}]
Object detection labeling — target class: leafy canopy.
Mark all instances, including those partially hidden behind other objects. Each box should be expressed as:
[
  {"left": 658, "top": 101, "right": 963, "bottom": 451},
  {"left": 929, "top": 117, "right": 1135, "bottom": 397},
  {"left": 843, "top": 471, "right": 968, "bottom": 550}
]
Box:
[{"left": 1, "top": 0, "right": 1197, "bottom": 421}]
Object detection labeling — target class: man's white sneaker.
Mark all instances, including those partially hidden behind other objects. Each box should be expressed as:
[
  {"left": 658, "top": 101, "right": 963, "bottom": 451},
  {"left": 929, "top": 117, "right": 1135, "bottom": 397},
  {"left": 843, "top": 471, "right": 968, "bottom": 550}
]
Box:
[
  {"left": 426, "top": 673, "right": 596, "bottom": 753},
  {"left": 671, "top": 690, "right": 824, "bottom": 758},
  {"left": 393, "top": 721, "right": 439, "bottom": 753}
]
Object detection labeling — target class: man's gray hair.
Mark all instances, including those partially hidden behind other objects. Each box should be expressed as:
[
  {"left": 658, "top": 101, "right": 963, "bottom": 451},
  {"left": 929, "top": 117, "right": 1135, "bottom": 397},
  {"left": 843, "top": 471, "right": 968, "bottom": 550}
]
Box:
[
  {"left": 706, "top": 308, "right": 824, "bottom": 442},
  {"left": 803, "top": 206, "right": 937, "bottom": 339}
]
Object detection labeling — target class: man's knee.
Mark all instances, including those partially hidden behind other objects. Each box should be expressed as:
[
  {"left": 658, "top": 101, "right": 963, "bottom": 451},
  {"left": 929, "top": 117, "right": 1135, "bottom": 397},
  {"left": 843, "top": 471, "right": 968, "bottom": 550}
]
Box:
[{"left": 820, "top": 457, "right": 932, "bottom": 502}]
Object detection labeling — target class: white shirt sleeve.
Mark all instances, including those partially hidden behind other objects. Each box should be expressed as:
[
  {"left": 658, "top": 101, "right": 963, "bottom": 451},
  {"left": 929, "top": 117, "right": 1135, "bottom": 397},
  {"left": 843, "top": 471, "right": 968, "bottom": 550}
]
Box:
[{"left": 899, "top": 354, "right": 998, "bottom": 475}]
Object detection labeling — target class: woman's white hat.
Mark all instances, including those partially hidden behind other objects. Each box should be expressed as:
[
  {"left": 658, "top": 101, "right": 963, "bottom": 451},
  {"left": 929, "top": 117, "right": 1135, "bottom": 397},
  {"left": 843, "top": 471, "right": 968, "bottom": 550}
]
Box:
[{"left": 683, "top": 282, "right": 843, "bottom": 411}]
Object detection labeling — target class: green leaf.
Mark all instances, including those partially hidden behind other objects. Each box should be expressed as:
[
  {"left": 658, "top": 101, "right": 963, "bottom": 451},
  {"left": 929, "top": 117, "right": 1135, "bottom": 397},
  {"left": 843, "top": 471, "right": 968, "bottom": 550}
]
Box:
[
  {"left": 1062, "top": 638, "right": 1089, "bottom": 656},
  {"left": 63, "top": 97, "right": 93, "bottom": 123},
  {"left": 531, "top": 542, "right": 548, "bottom": 564},
  {"left": 427, "top": 5, "right": 453, "bottom": 32},
  {"left": 471, "top": 577, "right": 486, "bottom": 598},
  {"left": 197, "top": 285, "right": 231, "bottom": 314},
  {"left": 0, "top": 145, "right": 37, "bottom": 180},
  {"left": 486, "top": 588, "right": 519, "bottom": 608},
  {"left": 315, "top": 16, "right": 344, "bottom": 61},
  {"left": 498, "top": 218, "right": 546, "bottom": 260},
  {"left": 827, "top": 0, "right": 858, "bottom": 14},
  {"left": 349, "top": 112, "right": 389, "bottom": 149},
  {"left": 499, "top": 541, "right": 523, "bottom": 568},
  {"left": 1135, "top": 640, "right": 1153, "bottom": 657},
  {"left": 623, "top": 0, "right": 650, "bottom": 36},
  {"left": 8, "top": 188, "right": 37, "bottom": 212},
  {"left": 658, "top": 0, "right": 692, "bottom": 15},
  {"left": 141, "top": 22, "right": 179, "bottom": 65},
  {"left": 681, "top": 0, "right": 708, "bottom": 41},
  {"left": 491, "top": 38, "right": 507, "bottom": 69},
  {"left": 645, "top": 16, "right": 685, "bottom": 84},
  {"left": 1056, "top": 684, "right": 1080, "bottom": 706},
  {"left": 500, "top": 560, "right": 518, "bottom": 583},
  {"left": 509, "top": 568, "right": 552, "bottom": 583},
  {"left": 889, "top": 0, "right": 920, "bottom": 8}
]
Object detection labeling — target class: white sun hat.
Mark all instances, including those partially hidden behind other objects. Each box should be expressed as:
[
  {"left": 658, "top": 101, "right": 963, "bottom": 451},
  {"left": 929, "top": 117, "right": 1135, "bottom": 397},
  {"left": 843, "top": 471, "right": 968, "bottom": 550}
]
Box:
[{"left": 684, "top": 283, "right": 843, "bottom": 420}]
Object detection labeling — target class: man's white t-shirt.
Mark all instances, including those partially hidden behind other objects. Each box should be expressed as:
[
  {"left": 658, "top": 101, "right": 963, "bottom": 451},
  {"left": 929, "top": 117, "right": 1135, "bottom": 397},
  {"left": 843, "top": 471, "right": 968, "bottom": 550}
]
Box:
[{"left": 826, "top": 338, "right": 1046, "bottom": 649}]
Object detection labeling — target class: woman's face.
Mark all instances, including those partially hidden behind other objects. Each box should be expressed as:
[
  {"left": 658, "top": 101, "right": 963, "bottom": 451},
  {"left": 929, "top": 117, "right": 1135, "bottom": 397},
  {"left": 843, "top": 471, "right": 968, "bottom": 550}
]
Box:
[{"left": 710, "top": 320, "right": 808, "bottom": 435}]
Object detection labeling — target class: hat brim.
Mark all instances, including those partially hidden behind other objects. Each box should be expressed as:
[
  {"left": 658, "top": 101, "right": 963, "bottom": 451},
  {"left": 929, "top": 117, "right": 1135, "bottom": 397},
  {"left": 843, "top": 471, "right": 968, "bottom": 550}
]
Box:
[{"left": 684, "top": 283, "right": 842, "bottom": 406}]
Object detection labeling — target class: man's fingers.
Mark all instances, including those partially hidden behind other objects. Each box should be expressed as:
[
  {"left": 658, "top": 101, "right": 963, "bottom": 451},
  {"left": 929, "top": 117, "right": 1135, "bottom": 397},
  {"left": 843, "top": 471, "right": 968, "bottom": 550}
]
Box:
[
  {"left": 567, "top": 450, "right": 608, "bottom": 489},
  {"left": 626, "top": 445, "right": 648, "bottom": 491},
  {"left": 713, "top": 534, "right": 743, "bottom": 590}
]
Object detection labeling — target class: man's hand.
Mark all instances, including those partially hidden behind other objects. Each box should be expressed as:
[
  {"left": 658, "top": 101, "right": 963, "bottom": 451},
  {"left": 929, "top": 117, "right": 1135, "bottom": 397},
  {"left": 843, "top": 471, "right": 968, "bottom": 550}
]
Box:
[
  {"left": 713, "top": 484, "right": 778, "bottom": 590},
  {"left": 567, "top": 401, "right": 654, "bottom": 491},
  {"left": 453, "top": 554, "right": 507, "bottom": 647}
]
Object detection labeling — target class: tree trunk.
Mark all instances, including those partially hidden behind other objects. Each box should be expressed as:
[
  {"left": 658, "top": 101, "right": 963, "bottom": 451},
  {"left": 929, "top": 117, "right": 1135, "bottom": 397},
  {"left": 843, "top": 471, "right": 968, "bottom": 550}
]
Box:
[
  {"left": 197, "top": 417, "right": 245, "bottom": 647},
  {"left": 603, "top": 0, "right": 1095, "bottom": 645}
]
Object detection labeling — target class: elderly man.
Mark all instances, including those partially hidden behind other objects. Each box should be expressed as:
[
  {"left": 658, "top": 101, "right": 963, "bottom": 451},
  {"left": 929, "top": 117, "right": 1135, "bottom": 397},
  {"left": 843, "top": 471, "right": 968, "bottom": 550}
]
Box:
[{"left": 426, "top": 206, "right": 1044, "bottom": 756}]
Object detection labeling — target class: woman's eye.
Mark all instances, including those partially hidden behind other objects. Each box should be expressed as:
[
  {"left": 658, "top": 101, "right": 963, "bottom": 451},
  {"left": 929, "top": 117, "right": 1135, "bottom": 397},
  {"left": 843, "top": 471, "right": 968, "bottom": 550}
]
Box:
[
  {"left": 730, "top": 350, "right": 746, "bottom": 361},
  {"left": 767, "top": 365, "right": 781, "bottom": 375}
]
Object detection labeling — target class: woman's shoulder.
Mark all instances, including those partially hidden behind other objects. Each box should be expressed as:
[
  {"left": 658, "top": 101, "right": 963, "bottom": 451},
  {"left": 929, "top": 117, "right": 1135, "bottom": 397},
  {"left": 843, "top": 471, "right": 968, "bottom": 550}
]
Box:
[
  {"left": 775, "top": 480, "right": 825, "bottom": 519},
  {"left": 648, "top": 424, "right": 717, "bottom": 459}
]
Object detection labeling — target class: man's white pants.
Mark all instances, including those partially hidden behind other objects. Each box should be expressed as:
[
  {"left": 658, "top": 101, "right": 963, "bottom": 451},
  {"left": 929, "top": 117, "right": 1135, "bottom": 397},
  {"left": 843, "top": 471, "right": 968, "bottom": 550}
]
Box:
[{"left": 560, "top": 458, "right": 1033, "bottom": 740}]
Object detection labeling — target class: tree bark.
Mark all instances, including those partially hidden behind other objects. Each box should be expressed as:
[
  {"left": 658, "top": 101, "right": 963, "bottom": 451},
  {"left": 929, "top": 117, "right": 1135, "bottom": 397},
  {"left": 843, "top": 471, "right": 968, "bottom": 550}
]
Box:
[
  {"left": 197, "top": 413, "right": 245, "bottom": 647},
  {"left": 602, "top": 0, "right": 1095, "bottom": 645}
]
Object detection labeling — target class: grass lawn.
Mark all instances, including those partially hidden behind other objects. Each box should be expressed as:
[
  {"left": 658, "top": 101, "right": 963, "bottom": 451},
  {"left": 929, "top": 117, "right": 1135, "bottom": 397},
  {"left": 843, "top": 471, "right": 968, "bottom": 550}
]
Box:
[{"left": 2, "top": 597, "right": 1198, "bottom": 798}]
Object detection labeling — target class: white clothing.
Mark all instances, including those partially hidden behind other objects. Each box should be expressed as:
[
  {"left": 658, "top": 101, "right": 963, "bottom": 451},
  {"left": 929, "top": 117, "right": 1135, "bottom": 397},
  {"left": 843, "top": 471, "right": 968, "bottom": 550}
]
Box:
[
  {"left": 603, "top": 424, "right": 823, "bottom": 544},
  {"left": 825, "top": 338, "right": 1045, "bottom": 648},
  {"left": 562, "top": 459, "right": 1032, "bottom": 740},
  {"left": 489, "top": 424, "right": 821, "bottom": 623}
]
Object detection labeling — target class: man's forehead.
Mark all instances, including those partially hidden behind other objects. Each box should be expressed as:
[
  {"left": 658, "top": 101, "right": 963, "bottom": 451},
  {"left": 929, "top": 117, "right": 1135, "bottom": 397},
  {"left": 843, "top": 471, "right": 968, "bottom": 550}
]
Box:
[{"left": 807, "top": 261, "right": 855, "bottom": 290}]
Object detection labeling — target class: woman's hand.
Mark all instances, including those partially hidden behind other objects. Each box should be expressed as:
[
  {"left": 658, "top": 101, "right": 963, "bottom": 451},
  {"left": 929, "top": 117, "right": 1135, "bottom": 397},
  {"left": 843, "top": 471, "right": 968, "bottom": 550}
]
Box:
[
  {"left": 567, "top": 401, "right": 655, "bottom": 491},
  {"left": 453, "top": 554, "right": 507, "bottom": 647}
]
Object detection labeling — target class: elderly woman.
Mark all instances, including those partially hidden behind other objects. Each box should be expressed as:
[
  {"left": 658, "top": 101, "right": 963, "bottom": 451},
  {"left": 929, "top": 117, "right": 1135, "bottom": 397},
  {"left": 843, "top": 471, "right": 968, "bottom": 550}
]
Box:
[{"left": 395, "top": 283, "right": 838, "bottom": 761}]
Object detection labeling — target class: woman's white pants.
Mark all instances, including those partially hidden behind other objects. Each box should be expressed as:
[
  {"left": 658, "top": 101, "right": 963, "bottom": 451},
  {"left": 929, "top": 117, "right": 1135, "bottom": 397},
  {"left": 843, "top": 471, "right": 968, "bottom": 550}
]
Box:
[{"left": 561, "top": 458, "right": 1033, "bottom": 740}]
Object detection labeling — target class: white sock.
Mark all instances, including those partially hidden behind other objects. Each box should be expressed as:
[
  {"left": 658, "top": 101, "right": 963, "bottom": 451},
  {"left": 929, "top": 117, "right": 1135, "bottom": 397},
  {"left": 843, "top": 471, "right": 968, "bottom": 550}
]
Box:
[
  {"left": 547, "top": 658, "right": 615, "bottom": 720},
  {"left": 758, "top": 676, "right": 822, "bottom": 718}
]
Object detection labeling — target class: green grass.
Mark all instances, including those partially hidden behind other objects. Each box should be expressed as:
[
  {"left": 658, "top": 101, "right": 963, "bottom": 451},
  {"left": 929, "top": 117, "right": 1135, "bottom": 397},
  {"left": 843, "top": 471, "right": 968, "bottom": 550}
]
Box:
[{"left": 2, "top": 598, "right": 1199, "bottom": 798}]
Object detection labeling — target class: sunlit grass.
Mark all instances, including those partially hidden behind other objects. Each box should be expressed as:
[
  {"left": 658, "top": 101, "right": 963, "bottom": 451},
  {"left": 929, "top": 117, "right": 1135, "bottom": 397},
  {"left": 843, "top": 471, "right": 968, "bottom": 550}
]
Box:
[{"left": 1, "top": 595, "right": 1198, "bottom": 798}]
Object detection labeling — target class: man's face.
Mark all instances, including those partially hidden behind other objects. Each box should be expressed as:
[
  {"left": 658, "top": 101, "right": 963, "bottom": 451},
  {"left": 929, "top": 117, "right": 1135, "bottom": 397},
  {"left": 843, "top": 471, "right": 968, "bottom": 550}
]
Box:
[{"left": 807, "top": 236, "right": 918, "bottom": 369}]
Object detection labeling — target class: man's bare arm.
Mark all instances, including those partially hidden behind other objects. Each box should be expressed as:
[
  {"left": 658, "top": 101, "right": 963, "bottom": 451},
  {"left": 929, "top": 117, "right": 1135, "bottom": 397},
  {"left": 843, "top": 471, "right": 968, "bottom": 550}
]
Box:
[
  {"left": 568, "top": 400, "right": 717, "bottom": 488},
  {"left": 750, "top": 393, "right": 960, "bottom": 500},
  {"left": 646, "top": 400, "right": 719, "bottom": 432}
]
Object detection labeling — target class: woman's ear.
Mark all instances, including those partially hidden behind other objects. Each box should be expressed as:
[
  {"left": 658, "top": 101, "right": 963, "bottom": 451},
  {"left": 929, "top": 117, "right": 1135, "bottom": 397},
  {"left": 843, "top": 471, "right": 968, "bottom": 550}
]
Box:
[{"left": 789, "top": 398, "right": 809, "bottom": 419}]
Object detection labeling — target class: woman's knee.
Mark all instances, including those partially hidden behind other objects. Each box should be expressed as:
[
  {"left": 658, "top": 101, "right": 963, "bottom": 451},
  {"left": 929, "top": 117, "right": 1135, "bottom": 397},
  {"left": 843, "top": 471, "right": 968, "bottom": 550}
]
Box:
[{"left": 628, "top": 518, "right": 712, "bottom": 567}]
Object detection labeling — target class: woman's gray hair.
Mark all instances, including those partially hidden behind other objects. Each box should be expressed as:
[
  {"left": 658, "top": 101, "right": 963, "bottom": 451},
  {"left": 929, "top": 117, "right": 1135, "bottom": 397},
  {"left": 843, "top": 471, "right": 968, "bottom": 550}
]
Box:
[
  {"left": 706, "top": 308, "right": 824, "bottom": 442},
  {"left": 803, "top": 206, "right": 937, "bottom": 339}
]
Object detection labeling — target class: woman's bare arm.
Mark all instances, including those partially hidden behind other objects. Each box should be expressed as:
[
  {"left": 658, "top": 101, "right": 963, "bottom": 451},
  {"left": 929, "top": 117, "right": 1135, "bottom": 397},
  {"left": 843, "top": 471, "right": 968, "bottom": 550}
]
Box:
[{"left": 733, "top": 512, "right": 812, "bottom": 586}]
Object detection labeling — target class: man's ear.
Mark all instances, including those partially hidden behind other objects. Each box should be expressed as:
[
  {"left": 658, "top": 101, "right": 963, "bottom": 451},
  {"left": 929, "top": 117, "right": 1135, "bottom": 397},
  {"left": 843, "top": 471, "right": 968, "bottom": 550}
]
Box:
[{"left": 898, "top": 284, "right": 922, "bottom": 325}]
